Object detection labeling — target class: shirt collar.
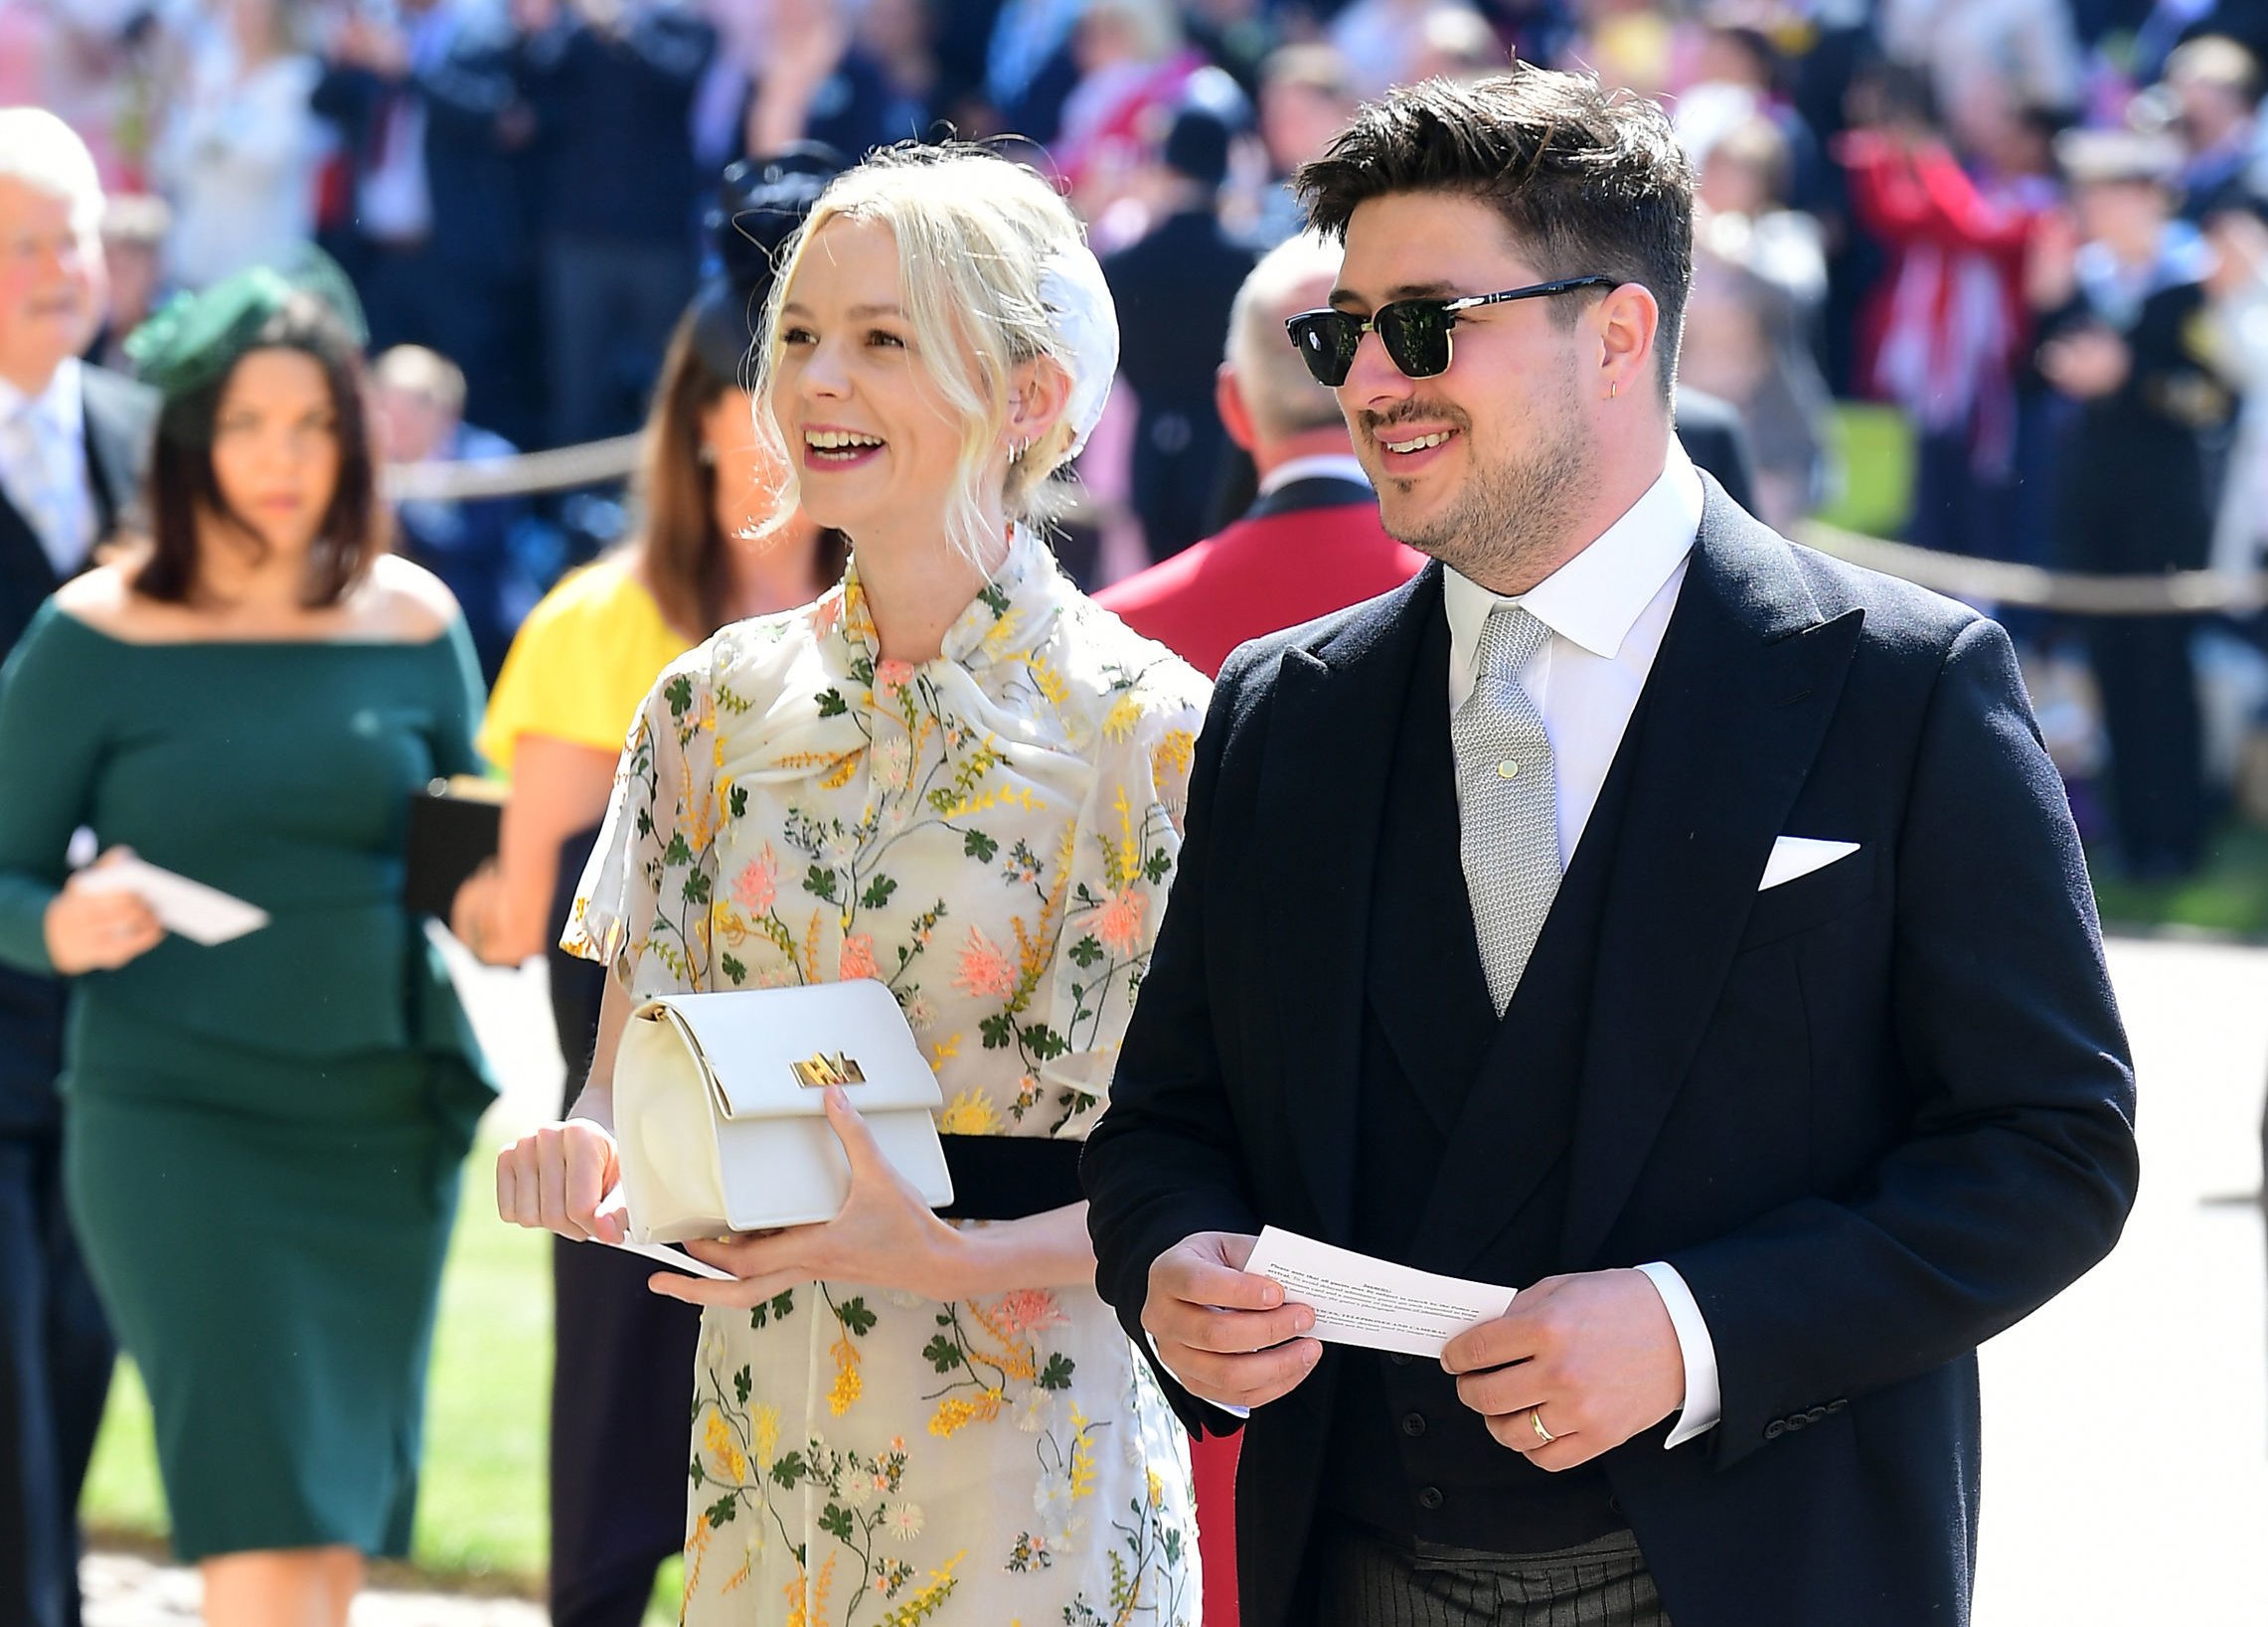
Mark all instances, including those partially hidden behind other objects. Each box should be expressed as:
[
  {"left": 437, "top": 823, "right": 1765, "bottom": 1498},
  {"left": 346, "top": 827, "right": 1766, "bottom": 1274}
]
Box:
[
  {"left": 1443, "top": 439, "right": 1701, "bottom": 677},
  {"left": 1257, "top": 451, "right": 1371, "bottom": 496},
  {"left": 0, "top": 357, "right": 84, "bottom": 440}
]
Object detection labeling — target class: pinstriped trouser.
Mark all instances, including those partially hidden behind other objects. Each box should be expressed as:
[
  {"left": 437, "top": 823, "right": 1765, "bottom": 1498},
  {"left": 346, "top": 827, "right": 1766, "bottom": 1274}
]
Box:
[{"left": 1314, "top": 1518, "right": 1673, "bottom": 1627}]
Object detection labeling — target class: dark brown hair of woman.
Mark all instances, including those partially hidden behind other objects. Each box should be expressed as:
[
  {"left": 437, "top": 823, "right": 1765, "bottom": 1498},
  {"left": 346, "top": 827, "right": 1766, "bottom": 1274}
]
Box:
[
  {"left": 636, "top": 299, "right": 850, "bottom": 640},
  {"left": 133, "top": 290, "right": 383, "bottom": 607}
]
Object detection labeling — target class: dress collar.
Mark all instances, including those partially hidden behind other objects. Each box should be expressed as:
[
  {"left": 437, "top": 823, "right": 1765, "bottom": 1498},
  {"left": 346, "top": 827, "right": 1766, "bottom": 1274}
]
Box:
[{"left": 835, "top": 524, "right": 1064, "bottom": 680}]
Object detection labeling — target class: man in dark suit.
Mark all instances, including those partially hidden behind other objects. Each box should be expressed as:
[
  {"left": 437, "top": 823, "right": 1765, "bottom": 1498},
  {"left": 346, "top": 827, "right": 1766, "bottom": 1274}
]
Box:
[
  {"left": 1102, "top": 105, "right": 1260, "bottom": 561},
  {"left": 0, "top": 109, "right": 155, "bottom": 1627},
  {"left": 1100, "top": 232, "right": 1422, "bottom": 679},
  {"left": 1082, "top": 70, "right": 2139, "bottom": 1627}
]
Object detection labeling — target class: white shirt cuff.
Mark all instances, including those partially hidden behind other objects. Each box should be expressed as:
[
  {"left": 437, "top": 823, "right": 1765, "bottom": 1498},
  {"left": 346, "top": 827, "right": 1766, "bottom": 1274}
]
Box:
[
  {"left": 1145, "top": 1329, "right": 1251, "bottom": 1418},
  {"left": 1636, "top": 1260, "right": 1721, "bottom": 1447}
]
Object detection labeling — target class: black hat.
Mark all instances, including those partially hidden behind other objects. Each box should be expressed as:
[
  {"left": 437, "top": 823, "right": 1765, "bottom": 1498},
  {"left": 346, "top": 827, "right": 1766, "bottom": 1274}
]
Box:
[
  {"left": 1162, "top": 104, "right": 1234, "bottom": 190},
  {"left": 705, "top": 142, "right": 849, "bottom": 299}
]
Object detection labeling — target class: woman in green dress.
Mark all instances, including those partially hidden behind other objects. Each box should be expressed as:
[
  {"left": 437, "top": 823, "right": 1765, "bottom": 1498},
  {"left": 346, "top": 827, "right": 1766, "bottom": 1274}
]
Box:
[{"left": 0, "top": 271, "right": 492, "bottom": 1627}]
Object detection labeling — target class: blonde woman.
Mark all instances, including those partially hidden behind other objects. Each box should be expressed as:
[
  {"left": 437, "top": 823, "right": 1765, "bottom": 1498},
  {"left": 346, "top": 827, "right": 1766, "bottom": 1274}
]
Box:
[{"left": 497, "top": 145, "right": 1205, "bottom": 1626}]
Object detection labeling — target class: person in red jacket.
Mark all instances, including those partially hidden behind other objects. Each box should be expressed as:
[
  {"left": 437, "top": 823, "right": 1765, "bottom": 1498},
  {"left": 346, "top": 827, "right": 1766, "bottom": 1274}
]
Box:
[{"left": 1100, "top": 233, "right": 1423, "bottom": 679}]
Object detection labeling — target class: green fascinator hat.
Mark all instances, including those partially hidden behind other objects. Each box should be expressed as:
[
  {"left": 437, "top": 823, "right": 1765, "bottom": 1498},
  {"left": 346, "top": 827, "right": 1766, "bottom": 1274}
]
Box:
[{"left": 124, "top": 250, "right": 370, "bottom": 405}]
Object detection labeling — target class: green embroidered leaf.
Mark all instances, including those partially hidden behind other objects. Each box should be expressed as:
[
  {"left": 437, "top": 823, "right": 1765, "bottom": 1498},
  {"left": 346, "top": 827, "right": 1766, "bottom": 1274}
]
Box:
[
  {"left": 1144, "top": 846, "right": 1173, "bottom": 885},
  {"left": 664, "top": 675, "right": 694, "bottom": 717},
  {"left": 803, "top": 866, "right": 839, "bottom": 902},
  {"left": 1163, "top": 1527, "right": 1184, "bottom": 1566},
  {"left": 770, "top": 1450, "right": 808, "bottom": 1489},
  {"left": 979, "top": 583, "right": 1011, "bottom": 617},
  {"left": 923, "top": 1334, "right": 962, "bottom": 1373},
  {"left": 848, "top": 656, "right": 876, "bottom": 686},
  {"left": 681, "top": 870, "right": 712, "bottom": 905},
  {"left": 729, "top": 784, "right": 748, "bottom": 819},
  {"left": 1068, "top": 934, "right": 1103, "bottom": 968},
  {"left": 861, "top": 875, "right": 898, "bottom": 909},
  {"left": 979, "top": 1013, "right": 1017, "bottom": 1051},
  {"left": 689, "top": 1458, "right": 706, "bottom": 1487},
  {"left": 816, "top": 688, "right": 848, "bottom": 719},
  {"left": 721, "top": 952, "right": 746, "bottom": 985},
  {"left": 819, "top": 1503, "right": 856, "bottom": 1543},
  {"left": 1021, "top": 1023, "right": 1069, "bottom": 1060},
  {"left": 733, "top": 1366, "right": 752, "bottom": 1405},
  {"left": 663, "top": 831, "right": 693, "bottom": 866},
  {"left": 837, "top": 1296, "right": 878, "bottom": 1337},
  {"left": 1038, "top": 1352, "right": 1076, "bottom": 1389},
  {"left": 962, "top": 829, "right": 998, "bottom": 862},
  {"left": 771, "top": 1290, "right": 795, "bottom": 1320},
  {"left": 705, "top": 1495, "right": 737, "bottom": 1528}
]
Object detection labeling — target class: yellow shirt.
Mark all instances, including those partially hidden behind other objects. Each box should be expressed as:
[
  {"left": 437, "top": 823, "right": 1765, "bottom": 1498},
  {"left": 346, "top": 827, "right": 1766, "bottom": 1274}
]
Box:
[{"left": 476, "top": 555, "right": 690, "bottom": 777}]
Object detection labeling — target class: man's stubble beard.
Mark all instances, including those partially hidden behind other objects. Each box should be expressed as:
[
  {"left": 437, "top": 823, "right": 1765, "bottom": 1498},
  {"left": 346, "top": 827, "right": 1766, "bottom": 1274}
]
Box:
[{"left": 1377, "top": 364, "right": 1592, "bottom": 590}]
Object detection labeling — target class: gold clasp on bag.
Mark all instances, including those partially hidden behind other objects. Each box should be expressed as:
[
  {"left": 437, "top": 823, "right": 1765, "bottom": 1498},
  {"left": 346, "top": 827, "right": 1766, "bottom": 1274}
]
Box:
[{"left": 791, "top": 1052, "right": 867, "bottom": 1089}]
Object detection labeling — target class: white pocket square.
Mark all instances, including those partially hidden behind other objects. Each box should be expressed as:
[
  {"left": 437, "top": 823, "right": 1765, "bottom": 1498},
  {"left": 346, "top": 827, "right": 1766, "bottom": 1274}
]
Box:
[{"left": 1759, "top": 836, "right": 1861, "bottom": 892}]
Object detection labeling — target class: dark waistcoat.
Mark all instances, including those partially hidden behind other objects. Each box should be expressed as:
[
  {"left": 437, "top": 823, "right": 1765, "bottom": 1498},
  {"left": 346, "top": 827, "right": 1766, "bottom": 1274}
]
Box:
[{"left": 1318, "top": 598, "right": 1649, "bottom": 1554}]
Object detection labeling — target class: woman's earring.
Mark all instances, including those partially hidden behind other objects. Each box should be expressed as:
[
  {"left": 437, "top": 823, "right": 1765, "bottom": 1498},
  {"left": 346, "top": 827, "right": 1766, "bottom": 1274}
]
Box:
[
  {"left": 1609, "top": 378, "right": 1619, "bottom": 402},
  {"left": 698, "top": 441, "right": 719, "bottom": 465},
  {"left": 1009, "top": 438, "right": 1030, "bottom": 462}
]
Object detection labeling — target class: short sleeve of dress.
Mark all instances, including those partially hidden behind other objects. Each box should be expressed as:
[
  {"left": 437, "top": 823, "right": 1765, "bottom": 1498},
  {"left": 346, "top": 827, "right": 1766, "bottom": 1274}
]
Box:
[
  {"left": 561, "top": 642, "right": 723, "bottom": 996},
  {"left": 1035, "top": 654, "right": 1209, "bottom": 1139}
]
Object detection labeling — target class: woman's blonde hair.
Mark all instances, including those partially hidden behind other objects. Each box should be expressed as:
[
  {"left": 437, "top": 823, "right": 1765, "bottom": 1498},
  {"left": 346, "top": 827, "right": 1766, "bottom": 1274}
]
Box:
[{"left": 751, "top": 144, "right": 1092, "bottom": 568}]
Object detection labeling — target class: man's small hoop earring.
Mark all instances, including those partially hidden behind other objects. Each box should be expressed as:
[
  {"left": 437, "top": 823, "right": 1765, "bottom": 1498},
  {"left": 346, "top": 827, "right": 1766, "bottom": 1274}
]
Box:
[{"left": 1609, "top": 379, "right": 1619, "bottom": 402}]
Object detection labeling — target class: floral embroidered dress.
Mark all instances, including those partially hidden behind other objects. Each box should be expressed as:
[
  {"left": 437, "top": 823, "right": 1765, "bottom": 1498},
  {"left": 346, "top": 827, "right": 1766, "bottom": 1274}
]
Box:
[{"left": 568, "top": 529, "right": 1208, "bottom": 1627}]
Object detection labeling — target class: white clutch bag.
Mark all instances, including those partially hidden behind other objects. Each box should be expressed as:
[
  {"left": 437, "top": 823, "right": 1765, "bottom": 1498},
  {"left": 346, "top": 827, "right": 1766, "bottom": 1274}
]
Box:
[{"left": 612, "top": 979, "right": 955, "bottom": 1243}]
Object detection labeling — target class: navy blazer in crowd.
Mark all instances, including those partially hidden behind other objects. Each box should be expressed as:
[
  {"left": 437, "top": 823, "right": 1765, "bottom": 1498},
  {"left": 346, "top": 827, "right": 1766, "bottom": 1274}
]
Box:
[{"left": 1082, "top": 476, "right": 2140, "bottom": 1627}]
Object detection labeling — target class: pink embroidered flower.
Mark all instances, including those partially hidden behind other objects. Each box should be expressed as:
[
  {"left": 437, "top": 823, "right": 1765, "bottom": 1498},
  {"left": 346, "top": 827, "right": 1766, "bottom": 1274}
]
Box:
[
  {"left": 1094, "top": 886, "right": 1147, "bottom": 954},
  {"left": 814, "top": 594, "right": 844, "bottom": 636},
  {"left": 953, "top": 925, "right": 1017, "bottom": 1000},
  {"left": 995, "top": 1287, "right": 1066, "bottom": 1336},
  {"left": 730, "top": 846, "right": 778, "bottom": 914},
  {"left": 838, "top": 933, "right": 879, "bottom": 981},
  {"left": 875, "top": 659, "right": 915, "bottom": 702}
]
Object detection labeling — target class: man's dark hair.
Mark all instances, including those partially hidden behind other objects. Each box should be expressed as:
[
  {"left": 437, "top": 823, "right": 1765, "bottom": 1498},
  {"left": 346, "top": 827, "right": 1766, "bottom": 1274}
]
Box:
[{"left": 1296, "top": 67, "right": 1695, "bottom": 404}]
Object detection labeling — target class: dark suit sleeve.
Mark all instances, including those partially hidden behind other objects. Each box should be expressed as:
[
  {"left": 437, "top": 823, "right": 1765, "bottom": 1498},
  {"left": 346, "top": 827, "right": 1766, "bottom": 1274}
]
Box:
[
  {"left": 0, "top": 613, "right": 101, "bottom": 976},
  {"left": 1667, "top": 616, "right": 2139, "bottom": 1468},
  {"left": 1083, "top": 646, "right": 1268, "bottom": 1435}
]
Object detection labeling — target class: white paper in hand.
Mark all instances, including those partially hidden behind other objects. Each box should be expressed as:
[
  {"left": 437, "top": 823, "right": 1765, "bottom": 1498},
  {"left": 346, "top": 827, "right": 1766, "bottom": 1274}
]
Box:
[
  {"left": 595, "top": 1234, "right": 738, "bottom": 1281},
  {"left": 76, "top": 856, "right": 269, "bottom": 946},
  {"left": 1242, "top": 1225, "right": 1517, "bottom": 1358}
]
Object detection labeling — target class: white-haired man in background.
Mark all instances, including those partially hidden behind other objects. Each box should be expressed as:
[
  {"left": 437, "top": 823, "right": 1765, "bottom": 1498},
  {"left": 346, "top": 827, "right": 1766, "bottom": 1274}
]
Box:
[{"left": 0, "top": 105, "right": 154, "bottom": 1627}]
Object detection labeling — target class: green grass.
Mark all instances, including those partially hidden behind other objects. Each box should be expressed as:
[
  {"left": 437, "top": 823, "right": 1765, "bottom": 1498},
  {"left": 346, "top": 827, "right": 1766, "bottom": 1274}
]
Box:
[
  {"left": 81, "top": 1141, "right": 683, "bottom": 1622},
  {"left": 2089, "top": 820, "right": 2268, "bottom": 939}
]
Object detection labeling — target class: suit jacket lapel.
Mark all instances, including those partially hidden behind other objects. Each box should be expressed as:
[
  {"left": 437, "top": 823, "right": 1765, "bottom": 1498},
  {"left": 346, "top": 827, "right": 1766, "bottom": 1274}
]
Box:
[
  {"left": 1266, "top": 564, "right": 1442, "bottom": 1244},
  {"left": 1561, "top": 481, "right": 1865, "bottom": 1269}
]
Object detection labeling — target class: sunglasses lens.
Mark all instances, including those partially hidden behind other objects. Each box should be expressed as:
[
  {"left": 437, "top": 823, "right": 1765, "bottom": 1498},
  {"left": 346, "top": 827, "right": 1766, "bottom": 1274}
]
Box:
[
  {"left": 1379, "top": 302, "right": 1452, "bottom": 378},
  {"left": 1290, "top": 312, "right": 1360, "bottom": 386}
]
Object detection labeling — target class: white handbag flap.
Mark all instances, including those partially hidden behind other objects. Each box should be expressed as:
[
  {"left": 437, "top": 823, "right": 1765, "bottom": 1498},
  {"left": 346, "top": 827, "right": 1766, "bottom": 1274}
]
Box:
[{"left": 635, "top": 980, "right": 944, "bottom": 1122}]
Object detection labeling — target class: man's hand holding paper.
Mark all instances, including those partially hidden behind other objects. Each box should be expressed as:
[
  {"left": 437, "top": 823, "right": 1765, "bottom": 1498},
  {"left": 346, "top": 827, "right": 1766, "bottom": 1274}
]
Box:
[{"left": 1142, "top": 1230, "right": 1322, "bottom": 1410}]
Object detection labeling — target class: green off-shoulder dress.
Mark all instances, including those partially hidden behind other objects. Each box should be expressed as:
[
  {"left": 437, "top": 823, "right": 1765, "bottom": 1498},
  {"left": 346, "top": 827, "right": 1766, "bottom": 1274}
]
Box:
[{"left": 0, "top": 601, "right": 496, "bottom": 1561}]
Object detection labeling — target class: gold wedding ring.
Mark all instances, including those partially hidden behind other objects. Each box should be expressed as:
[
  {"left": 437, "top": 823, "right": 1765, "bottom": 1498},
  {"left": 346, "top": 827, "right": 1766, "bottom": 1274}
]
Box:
[{"left": 1530, "top": 1406, "right": 1555, "bottom": 1447}]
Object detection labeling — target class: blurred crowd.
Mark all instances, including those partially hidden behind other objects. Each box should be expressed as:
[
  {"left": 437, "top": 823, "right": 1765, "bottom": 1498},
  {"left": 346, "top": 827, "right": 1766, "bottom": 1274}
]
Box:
[{"left": 14, "top": 0, "right": 2268, "bottom": 873}]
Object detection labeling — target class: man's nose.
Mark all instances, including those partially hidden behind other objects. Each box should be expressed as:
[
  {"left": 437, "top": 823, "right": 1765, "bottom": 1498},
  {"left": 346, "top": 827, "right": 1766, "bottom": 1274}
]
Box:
[{"left": 1341, "top": 325, "right": 1415, "bottom": 411}]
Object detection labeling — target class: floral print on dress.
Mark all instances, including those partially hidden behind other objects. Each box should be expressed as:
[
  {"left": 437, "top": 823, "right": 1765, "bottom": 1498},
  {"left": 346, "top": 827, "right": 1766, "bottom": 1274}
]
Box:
[{"left": 568, "top": 530, "right": 1205, "bottom": 1627}]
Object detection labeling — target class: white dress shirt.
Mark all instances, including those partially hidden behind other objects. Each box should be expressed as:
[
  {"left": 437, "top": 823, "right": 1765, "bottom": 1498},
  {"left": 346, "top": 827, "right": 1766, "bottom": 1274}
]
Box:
[
  {"left": 1442, "top": 440, "right": 1722, "bottom": 1448},
  {"left": 1257, "top": 451, "right": 1373, "bottom": 496},
  {"left": 0, "top": 359, "right": 96, "bottom": 577}
]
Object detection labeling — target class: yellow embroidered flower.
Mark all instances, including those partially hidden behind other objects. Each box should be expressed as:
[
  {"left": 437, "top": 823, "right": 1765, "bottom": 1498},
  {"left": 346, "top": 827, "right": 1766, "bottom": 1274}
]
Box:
[
  {"left": 1100, "top": 690, "right": 1144, "bottom": 742},
  {"left": 751, "top": 1403, "right": 779, "bottom": 1470},
  {"left": 935, "top": 1088, "right": 999, "bottom": 1135},
  {"left": 1146, "top": 1468, "right": 1164, "bottom": 1509},
  {"left": 1151, "top": 727, "right": 1196, "bottom": 782},
  {"left": 928, "top": 1396, "right": 978, "bottom": 1436}
]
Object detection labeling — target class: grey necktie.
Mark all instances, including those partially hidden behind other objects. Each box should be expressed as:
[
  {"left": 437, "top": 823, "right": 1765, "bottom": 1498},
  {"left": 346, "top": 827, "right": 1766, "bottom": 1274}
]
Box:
[{"left": 1453, "top": 605, "right": 1562, "bottom": 1016}]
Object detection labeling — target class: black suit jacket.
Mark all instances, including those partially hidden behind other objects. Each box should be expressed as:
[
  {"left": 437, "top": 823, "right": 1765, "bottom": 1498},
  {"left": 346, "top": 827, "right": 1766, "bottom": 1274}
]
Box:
[
  {"left": 0, "top": 363, "right": 156, "bottom": 1129},
  {"left": 1082, "top": 478, "right": 2140, "bottom": 1627}
]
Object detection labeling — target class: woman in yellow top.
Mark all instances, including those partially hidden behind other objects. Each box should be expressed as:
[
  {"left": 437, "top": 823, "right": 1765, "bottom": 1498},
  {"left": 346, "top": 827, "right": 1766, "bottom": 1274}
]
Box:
[{"left": 450, "top": 153, "right": 846, "bottom": 1627}]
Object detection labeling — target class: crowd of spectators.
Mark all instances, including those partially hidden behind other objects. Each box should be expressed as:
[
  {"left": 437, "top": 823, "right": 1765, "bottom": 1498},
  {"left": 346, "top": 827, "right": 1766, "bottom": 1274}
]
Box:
[{"left": 15, "top": 0, "right": 2268, "bottom": 874}]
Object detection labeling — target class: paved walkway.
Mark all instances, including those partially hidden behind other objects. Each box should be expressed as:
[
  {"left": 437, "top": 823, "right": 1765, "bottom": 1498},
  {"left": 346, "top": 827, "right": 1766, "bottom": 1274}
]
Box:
[{"left": 81, "top": 934, "right": 2268, "bottom": 1624}]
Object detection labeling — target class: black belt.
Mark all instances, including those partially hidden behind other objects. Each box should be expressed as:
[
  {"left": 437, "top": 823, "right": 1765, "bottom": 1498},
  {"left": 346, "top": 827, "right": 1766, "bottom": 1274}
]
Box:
[{"left": 935, "top": 1134, "right": 1086, "bottom": 1220}]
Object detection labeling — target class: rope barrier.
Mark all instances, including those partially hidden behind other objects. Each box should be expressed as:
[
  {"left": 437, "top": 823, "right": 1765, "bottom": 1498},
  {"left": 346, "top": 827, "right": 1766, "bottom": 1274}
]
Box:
[
  {"left": 373, "top": 430, "right": 2268, "bottom": 618},
  {"left": 380, "top": 433, "right": 643, "bottom": 503},
  {"left": 1795, "top": 521, "right": 2268, "bottom": 617}
]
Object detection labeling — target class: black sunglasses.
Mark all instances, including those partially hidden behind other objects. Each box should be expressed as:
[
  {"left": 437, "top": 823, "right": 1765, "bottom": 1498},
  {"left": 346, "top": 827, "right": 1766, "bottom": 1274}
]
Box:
[{"left": 1283, "top": 275, "right": 1618, "bottom": 387}]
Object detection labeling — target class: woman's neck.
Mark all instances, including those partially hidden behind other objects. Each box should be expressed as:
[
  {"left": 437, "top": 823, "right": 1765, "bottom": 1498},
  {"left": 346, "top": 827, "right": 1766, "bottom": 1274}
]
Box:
[
  {"left": 188, "top": 526, "right": 314, "bottom": 623},
  {"left": 851, "top": 512, "right": 1012, "bottom": 666}
]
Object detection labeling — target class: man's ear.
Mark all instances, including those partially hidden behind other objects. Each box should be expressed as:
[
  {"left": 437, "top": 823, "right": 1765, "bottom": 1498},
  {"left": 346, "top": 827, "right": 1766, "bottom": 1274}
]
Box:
[
  {"left": 1215, "top": 363, "right": 1257, "bottom": 453},
  {"left": 1595, "top": 281, "right": 1662, "bottom": 401},
  {"left": 1007, "top": 354, "right": 1075, "bottom": 454}
]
